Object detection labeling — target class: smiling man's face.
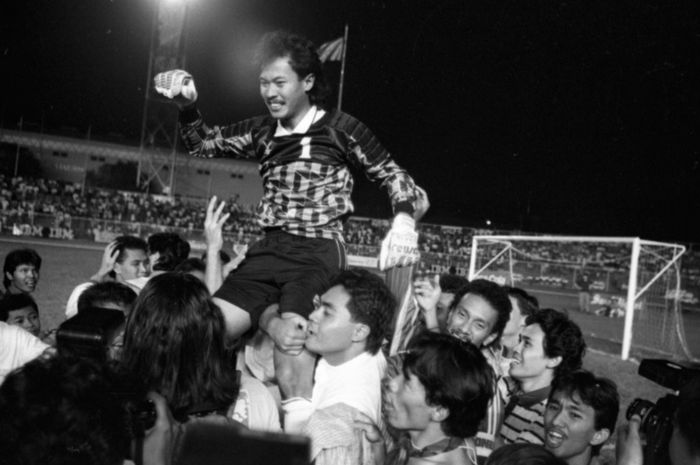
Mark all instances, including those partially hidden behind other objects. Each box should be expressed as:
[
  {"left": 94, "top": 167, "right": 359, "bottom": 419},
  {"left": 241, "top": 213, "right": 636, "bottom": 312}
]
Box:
[{"left": 544, "top": 389, "right": 608, "bottom": 463}]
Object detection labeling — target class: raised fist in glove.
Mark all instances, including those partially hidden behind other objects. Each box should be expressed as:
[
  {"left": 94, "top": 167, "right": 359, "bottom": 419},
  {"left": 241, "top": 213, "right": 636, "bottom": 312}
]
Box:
[
  {"left": 153, "top": 69, "right": 198, "bottom": 107},
  {"left": 378, "top": 213, "right": 420, "bottom": 271}
]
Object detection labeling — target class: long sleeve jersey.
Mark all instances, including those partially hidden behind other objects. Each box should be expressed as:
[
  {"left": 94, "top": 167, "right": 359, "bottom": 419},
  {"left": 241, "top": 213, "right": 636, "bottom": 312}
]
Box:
[{"left": 179, "top": 106, "right": 418, "bottom": 241}]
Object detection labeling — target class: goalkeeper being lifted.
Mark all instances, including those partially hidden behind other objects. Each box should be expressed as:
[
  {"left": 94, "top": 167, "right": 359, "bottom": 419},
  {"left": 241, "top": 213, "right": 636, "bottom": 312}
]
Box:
[{"left": 154, "top": 31, "right": 427, "bottom": 368}]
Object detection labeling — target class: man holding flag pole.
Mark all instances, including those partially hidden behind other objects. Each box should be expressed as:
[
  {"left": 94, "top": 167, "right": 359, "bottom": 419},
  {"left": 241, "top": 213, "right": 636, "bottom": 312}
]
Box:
[{"left": 153, "top": 29, "right": 428, "bottom": 390}]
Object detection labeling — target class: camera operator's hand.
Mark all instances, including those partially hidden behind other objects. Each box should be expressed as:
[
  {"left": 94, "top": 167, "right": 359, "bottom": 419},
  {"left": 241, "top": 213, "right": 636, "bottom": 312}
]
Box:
[
  {"left": 616, "top": 415, "right": 644, "bottom": 465},
  {"left": 142, "top": 392, "right": 179, "bottom": 465}
]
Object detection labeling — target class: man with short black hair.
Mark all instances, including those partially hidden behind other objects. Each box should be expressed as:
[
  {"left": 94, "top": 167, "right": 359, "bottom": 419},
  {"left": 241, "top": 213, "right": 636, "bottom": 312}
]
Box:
[
  {"left": 154, "top": 30, "right": 425, "bottom": 350},
  {"left": 3, "top": 248, "right": 41, "bottom": 296},
  {"left": 0, "top": 293, "right": 41, "bottom": 338},
  {"left": 544, "top": 370, "right": 619, "bottom": 465},
  {"left": 65, "top": 236, "right": 149, "bottom": 318},
  {"left": 384, "top": 332, "right": 494, "bottom": 465},
  {"left": 500, "top": 308, "right": 587, "bottom": 446},
  {"left": 280, "top": 268, "right": 395, "bottom": 465},
  {"left": 416, "top": 278, "right": 512, "bottom": 463}
]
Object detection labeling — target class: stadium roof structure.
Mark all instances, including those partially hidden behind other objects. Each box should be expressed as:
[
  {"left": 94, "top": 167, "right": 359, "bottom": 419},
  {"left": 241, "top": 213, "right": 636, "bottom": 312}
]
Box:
[{"left": 0, "top": 128, "right": 259, "bottom": 175}]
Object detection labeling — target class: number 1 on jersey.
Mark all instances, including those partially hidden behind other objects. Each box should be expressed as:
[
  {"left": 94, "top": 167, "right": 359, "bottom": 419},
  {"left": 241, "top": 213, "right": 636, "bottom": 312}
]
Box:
[{"left": 299, "top": 136, "right": 312, "bottom": 159}]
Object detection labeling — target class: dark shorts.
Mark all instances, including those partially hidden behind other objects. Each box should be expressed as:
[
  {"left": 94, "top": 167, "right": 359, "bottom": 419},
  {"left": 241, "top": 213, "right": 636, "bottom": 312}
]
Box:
[{"left": 213, "top": 230, "right": 347, "bottom": 329}]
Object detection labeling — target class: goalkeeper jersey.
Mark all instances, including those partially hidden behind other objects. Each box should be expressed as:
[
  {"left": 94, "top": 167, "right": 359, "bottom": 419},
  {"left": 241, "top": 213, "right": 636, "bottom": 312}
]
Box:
[{"left": 179, "top": 106, "right": 417, "bottom": 241}]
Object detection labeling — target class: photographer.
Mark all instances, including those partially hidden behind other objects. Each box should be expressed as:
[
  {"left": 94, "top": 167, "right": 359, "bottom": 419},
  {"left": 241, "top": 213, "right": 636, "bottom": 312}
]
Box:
[{"left": 616, "top": 375, "right": 700, "bottom": 465}]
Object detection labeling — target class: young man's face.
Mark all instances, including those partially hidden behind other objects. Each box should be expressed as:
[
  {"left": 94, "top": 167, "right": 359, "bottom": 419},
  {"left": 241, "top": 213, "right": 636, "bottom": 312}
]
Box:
[
  {"left": 7, "top": 305, "right": 41, "bottom": 337},
  {"left": 5, "top": 263, "right": 39, "bottom": 293},
  {"left": 385, "top": 369, "right": 435, "bottom": 433},
  {"left": 509, "top": 323, "right": 552, "bottom": 383},
  {"left": 114, "top": 248, "right": 149, "bottom": 282},
  {"left": 446, "top": 293, "right": 499, "bottom": 347},
  {"left": 544, "top": 389, "right": 608, "bottom": 462},
  {"left": 259, "top": 57, "right": 314, "bottom": 129},
  {"left": 305, "top": 285, "right": 366, "bottom": 365}
]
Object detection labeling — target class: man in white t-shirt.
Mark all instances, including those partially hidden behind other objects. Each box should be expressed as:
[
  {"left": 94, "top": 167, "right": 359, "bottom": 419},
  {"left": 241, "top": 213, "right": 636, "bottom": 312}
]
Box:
[
  {"left": 279, "top": 269, "right": 395, "bottom": 465},
  {"left": 0, "top": 321, "right": 51, "bottom": 385}
]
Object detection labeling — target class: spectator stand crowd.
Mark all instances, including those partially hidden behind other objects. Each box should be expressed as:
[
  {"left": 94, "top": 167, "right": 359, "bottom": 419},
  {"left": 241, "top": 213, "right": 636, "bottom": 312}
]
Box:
[{"left": 2, "top": 173, "right": 700, "bottom": 308}]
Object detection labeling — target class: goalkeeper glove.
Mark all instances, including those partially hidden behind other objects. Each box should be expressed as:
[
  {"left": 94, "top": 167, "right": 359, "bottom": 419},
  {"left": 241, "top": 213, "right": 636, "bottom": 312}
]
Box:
[
  {"left": 153, "top": 69, "right": 198, "bottom": 106},
  {"left": 378, "top": 213, "right": 420, "bottom": 271}
]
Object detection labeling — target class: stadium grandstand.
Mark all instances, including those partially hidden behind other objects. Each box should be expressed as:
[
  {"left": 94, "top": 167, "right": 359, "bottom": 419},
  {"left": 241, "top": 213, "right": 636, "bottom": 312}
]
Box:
[{"left": 1, "top": 130, "right": 699, "bottom": 362}]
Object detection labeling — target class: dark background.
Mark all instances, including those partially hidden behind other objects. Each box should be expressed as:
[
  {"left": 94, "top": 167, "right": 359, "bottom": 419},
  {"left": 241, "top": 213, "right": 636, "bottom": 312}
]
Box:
[{"left": 2, "top": 0, "right": 699, "bottom": 243}]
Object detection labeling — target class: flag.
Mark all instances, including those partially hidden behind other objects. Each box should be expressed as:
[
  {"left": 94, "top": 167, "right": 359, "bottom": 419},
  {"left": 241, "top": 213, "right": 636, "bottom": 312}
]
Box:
[{"left": 317, "top": 37, "right": 345, "bottom": 62}]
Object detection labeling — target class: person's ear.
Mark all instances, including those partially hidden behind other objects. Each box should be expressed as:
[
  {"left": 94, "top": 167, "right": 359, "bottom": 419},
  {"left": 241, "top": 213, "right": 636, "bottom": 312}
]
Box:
[
  {"left": 590, "top": 428, "right": 611, "bottom": 447},
  {"left": 352, "top": 323, "right": 370, "bottom": 343},
  {"left": 546, "top": 355, "right": 563, "bottom": 370},
  {"left": 303, "top": 74, "right": 315, "bottom": 92},
  {"left": 431, "top": 405, "right": 449, "bottom": 423},
  {"left": 483, "top": 332, "right": 498, "bottom": 347}
]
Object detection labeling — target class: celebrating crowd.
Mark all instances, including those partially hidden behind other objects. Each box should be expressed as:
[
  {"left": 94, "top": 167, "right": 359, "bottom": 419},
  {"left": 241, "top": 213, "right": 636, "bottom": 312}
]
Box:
[{"left": 1, "top": 29, "right": 698, "bottom": 465}]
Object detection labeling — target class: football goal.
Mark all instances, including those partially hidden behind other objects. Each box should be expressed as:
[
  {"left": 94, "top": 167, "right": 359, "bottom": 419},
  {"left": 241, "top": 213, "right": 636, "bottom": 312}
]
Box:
[{"left": 469, "top": 235, "right": 692, "bottom": 361}]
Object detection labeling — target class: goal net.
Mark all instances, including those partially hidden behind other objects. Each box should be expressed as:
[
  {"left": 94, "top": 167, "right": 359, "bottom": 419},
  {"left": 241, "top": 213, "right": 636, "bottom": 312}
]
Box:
[{"left": 469, "top": 235, "right": 693, "bottom": 361}]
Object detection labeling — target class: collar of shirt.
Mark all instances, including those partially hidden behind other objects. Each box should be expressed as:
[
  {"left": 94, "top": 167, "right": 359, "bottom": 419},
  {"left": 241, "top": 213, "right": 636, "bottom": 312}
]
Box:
[
  {"left": 513, "top": 385, "right": 551, "bottom": 408},
  {"left": 274, "top": 105, "right": 326, "bottom": 136}
]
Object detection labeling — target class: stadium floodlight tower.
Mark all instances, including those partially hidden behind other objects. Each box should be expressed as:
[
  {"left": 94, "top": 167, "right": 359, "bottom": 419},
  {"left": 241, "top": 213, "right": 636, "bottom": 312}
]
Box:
[
  {"left": 469, "top": 235, "right": 691, "bottom": 362},
  {"left": 136, "top": 0, "right": 191, "bottom": 195}
]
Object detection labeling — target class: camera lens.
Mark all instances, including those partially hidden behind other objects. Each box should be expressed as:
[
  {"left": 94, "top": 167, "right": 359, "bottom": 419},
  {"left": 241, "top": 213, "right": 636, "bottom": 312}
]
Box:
[{"left": 626, "top": 398, "right": 656, "bottom": 431}]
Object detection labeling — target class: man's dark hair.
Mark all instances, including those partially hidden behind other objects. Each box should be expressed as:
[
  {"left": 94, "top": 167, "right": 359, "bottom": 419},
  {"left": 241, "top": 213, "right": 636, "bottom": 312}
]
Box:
[
  {"left": 449, "top": 279, "right": 512, "bottom": 343},
  {"left": 3, "top": 248, "right": 41, "bottom": 289},
  {"left": 0, "top": 293, "right": 39, "bottom": 321},
  {"left": 77, "top": 282, "right": 138, "bottom": 314},
  {"left": 549, "top": 369, "right": 619, "bottom": 455},
  {"left": 113, "top": 235, "right": 148, "bottom": 264},
  {"left": 329, "top": 269, "right": 396, "bottom": 355},
  {"left": 439, "top": 274, "right": 468, "bottom": 294},
  {"left": 526, "top": 308, "right": 586, "bottom": 379},
  {"left": 175, "top": 257, "right": 206, "bottom": 275},
  {"left": 676, "top": 375, "right": 700, "bottom": 459},
  {"left": 505, "top": 286, "right": 539, "bottom": 318},
  {"left": 403, "top": 332, "right": 494, "bottom": 438},
  {"left": 255, "top": 30, "right": 331, "bottom": 107},
  {"left": 486, "top": 443, "right": 567, "bottom": 465},
  {"left": 147, "top": 233, "right": 190, "bottom": 272},
  {"left": 0, "top": 355, "right": 133, "bottom": 465}
]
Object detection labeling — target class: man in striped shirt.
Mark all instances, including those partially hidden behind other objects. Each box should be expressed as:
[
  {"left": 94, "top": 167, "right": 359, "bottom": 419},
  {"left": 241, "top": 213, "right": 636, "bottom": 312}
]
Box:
[
  {"left": 154, "top": 31, "right": 425, "bottom": 353},
  {"left": 499, "top": 308, "right": 587, "bottom": 446},
  {"left": 418, "top": 278, "right": 513, "bottom": 464}
]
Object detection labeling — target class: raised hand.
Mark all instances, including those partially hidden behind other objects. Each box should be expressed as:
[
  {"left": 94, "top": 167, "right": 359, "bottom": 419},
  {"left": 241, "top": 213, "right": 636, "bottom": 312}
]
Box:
[{"left": 153, "top": 69, "right": 198, "bottom": 108}]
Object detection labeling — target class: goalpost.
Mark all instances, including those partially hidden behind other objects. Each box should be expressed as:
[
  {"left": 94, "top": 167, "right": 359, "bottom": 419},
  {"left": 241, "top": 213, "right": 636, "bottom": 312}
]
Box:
[{"left": 469, "top": 235, "right": 691, "bottom": 361}]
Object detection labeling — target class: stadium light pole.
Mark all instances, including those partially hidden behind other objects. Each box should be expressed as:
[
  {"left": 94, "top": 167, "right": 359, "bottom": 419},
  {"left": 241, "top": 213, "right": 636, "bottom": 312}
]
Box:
[{"left": 137, "top": 0, "right": 190, "bottom": 196}]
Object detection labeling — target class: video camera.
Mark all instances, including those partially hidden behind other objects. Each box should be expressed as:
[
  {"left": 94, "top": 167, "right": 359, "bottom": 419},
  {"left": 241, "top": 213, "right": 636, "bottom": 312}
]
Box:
[{"left": 626, "top": 358, "right": 700, "bottom": 465}]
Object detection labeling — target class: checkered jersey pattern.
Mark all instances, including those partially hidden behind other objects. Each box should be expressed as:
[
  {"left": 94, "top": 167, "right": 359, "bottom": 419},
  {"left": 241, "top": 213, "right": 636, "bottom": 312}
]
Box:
[{"left": 179, "top": 107, "right": 418, "bottom": 241}]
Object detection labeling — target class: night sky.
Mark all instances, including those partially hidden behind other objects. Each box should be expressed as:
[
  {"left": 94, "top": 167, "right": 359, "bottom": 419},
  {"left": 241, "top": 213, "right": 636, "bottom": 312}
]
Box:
[{"left": 2, "top": 0, "right": 699, "bottom": 243}]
